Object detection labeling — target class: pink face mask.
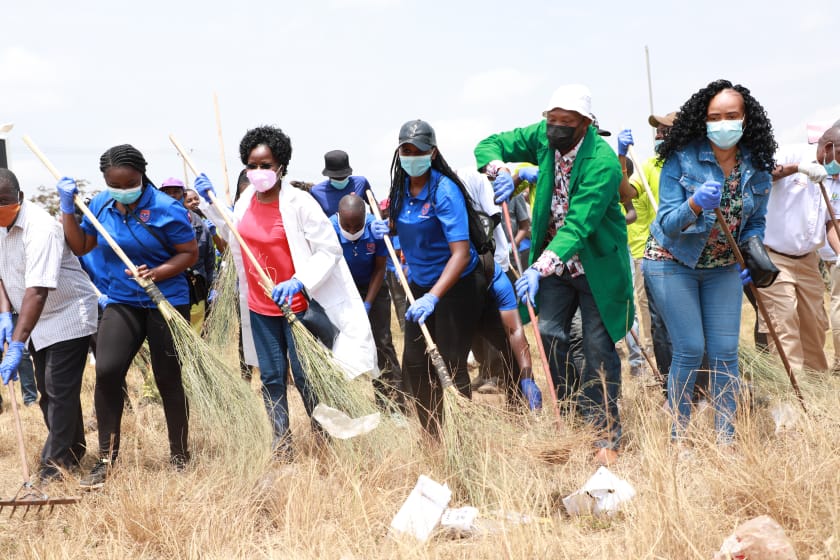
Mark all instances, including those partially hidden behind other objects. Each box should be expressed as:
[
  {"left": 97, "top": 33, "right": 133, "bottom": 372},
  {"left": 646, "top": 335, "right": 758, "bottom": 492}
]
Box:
[{"left": 246, "top": 169, "right": 278, "bottom": 192}]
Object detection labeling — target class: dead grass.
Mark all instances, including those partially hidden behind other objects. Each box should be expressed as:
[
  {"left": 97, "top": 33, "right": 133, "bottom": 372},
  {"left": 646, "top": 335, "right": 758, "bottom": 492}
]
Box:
[{"left": 0, "top": 301, "right": 839, "bottom": 559}]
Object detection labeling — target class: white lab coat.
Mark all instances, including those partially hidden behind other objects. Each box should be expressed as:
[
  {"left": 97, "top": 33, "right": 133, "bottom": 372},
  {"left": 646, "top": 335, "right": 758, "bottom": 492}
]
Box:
[{"left": 204, "top": 184, "right": 378, "bottom": 380}]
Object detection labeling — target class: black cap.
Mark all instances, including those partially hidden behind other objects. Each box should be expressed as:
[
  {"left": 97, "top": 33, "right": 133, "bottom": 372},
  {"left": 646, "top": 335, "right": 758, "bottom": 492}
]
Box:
[
  {"left": 398, "top": 119, "right": 436, "bottom": 151},
  {"left": 322, "top": 150, "right": 353, "bottom": 178},
  {"left": 591, "top": 116, "right": 611, "bottom": 137}
]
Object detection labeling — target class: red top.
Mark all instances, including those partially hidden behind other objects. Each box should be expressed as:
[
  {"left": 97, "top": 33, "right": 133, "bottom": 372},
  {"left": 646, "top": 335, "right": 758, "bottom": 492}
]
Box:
[{"left": 237, "top": 196, "right": 307, "bottom": 316}]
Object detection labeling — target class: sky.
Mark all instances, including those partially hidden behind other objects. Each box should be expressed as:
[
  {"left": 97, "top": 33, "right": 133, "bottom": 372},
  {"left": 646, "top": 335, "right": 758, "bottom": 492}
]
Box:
[{"left": 2, "top": 0, "right": 839, "bottom": 201}]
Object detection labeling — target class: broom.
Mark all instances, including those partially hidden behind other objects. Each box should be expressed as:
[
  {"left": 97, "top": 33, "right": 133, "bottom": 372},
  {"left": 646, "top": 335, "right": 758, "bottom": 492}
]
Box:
[
  {"left": 366, "top": 190, "right": 520, "bottom": 505},
  {"left": 22, "top": 136, "right": 271, "bottom": 477},
  {"left": 713, "top": 208, "right": 807, "bottom": 412},
  {"left": 0, "top": 373, "right": 80, "bottom": 515},
  {"left": 168, "top": 134, "right": 383, "bottom": 436}
]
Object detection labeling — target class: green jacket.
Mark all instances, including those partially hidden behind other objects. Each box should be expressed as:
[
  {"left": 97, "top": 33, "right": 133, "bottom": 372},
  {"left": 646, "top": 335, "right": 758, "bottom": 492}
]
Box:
[{"left": 475, "top": 122, "right": 634, "bottom": 343}]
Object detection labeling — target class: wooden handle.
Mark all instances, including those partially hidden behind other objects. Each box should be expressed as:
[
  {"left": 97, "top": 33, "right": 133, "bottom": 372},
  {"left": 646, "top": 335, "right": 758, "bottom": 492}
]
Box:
[
  {"left": 6, "top": 379, "right": 31, "bottom": 484},
  {"left": 213, "top": 93, "right": 234, "bottom": 208},
  {"left": 626, "top": 145, "right": 659, "bottom": 212}
]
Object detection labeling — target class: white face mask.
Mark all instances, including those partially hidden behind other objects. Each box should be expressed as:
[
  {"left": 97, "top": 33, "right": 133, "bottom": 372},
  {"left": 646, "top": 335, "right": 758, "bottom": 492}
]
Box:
[{"left": 339, "top": 225, "right": 364, "bottom": 241}]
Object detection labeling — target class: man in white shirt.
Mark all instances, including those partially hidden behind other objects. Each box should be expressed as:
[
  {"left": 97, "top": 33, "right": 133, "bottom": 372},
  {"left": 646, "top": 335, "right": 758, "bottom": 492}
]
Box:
[
  {"left": 762, "top": 126, "right": 840, "bottom": 371},
  {"left": 0, "top": 169, "right": 98, "bottom": 482}
]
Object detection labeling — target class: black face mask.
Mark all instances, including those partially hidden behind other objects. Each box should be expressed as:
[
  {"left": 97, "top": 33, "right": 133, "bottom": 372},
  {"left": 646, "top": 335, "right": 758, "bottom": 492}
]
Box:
[{"left": 546, "top": 123, "right": 580, "bottom": 153}]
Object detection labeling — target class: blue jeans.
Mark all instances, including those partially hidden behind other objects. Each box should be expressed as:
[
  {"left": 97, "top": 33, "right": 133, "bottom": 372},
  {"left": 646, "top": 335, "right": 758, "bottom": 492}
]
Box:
[
  {"left": 538, "top": 272, "right": 622, "bottom": 449},
  {"left": 249, "top": 311, "right": 318, "bottom": 454},
  {"left": 643, "top": 259, "right": 742, "bottom": 442}
]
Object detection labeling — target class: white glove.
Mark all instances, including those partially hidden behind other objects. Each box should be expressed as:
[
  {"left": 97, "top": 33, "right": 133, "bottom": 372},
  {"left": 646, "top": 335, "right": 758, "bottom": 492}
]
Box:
[{"left": 798, "top": 161, "right": 828, "bottom": 184}]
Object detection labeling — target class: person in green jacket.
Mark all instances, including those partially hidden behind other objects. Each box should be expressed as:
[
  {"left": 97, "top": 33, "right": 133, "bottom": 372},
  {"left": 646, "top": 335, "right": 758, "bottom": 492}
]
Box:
[{"left": 475, "top": 84, "right": 634, "bottom": 463}]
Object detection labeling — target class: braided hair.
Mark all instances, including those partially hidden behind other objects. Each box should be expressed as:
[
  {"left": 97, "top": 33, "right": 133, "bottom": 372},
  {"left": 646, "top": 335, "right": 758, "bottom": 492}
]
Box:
[
  {"left": 387, "top": 146, "right": 479, "bottom": 232},
  {"left": 239, "top": 125, "right": 292, "bottom": 175},
  {"left": 658, "top": 79, "right": 777, "bottom": 172},
  {"left": 99, "top": 144, "right": 155, "bottom": 187}
]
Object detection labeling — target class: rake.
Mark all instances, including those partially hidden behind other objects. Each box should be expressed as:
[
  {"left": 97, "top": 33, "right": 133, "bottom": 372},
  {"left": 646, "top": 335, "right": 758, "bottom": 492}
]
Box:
[
  {"left": 0, "top": 378, "right": 80, "bottom": 515},
  {"left": 23, "top": 135, "right": 271, "bottom": 477}
]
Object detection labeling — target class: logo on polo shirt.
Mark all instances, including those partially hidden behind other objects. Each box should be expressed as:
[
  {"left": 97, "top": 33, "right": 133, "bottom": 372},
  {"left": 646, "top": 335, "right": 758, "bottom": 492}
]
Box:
[
  {"left": 139, "top": 209, "right": 151, "bottom": 222},
  {"left": 366, "top": 242, "right": 376, "bottom": 254},
  {"left": 421, "top": 202, "right": 431, "bottom": 216}
]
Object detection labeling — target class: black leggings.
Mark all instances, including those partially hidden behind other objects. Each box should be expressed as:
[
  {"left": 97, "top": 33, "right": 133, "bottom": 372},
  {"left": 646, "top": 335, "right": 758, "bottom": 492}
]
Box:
[
  {"left": 94, "top": 303, "right": 190, "bottom": 461},
  {"left": 403, "top": 266, "right": 485, "bottom": 434}
]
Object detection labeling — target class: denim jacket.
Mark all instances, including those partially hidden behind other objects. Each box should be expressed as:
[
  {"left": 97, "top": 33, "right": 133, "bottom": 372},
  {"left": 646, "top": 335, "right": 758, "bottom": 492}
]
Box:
[{"left": 649, "top": 140, "right": 771, "bottom": 268}]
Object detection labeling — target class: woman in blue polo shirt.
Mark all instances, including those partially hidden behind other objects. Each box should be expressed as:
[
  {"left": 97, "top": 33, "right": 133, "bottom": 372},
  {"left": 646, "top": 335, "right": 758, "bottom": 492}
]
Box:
[
  {"left": 57, "top": 144, "right": 198, "bottom": 489},
  {"left": 373, "top": 120, "right": 486, "bottom": 434}
]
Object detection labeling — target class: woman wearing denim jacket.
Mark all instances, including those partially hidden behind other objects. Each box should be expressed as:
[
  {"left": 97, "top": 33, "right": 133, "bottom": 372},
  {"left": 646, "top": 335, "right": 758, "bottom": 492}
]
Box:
[{"left": 643, "top": 79, "right": 777, "bottom": 444}]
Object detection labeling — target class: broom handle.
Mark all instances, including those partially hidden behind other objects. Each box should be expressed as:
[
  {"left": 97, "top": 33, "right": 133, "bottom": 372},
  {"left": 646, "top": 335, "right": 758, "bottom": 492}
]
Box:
[
  {"left": 500, "top": 202, "right": 562, "bottom": 427},
  {"left": 169, "top": 134, "right": 288, "bottom": 309},
  {"left": 6, "top": 377, "right": 31, "bottom": 484},
  {"left": 212, "top": 93, "right": 233, "bottom": 208},
  {"left": 713, "top": 208, "right": 807, "bottom": 412},
  {"left": 818, "top": 181, "right": 840, "bottom": 249},
  {"left": 628, "top": 326, "right": 664, "bottom": 386},
  {"left": 21, "top": 136, "right": 171, "bottom": 318},
  {"left": 365, "top": 190, "right": 455, "bottom": 389},
  {"left": 626, "top": 146, "right": 659, "bottom": 211}
]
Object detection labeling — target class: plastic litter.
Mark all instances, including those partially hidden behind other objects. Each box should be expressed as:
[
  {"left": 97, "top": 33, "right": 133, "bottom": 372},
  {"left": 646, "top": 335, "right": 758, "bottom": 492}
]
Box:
[
  {"left": 311, "top": 404, "right": 380, "bottom": 440},
  {"left": 562, "top": 466, "right": 636, "bottom": 517},
  {"left": 390, "top": 475, "right": 451, "bottom": 542},
  {"left": 713, "top": 515, "right": 797, "bottom": 560}
]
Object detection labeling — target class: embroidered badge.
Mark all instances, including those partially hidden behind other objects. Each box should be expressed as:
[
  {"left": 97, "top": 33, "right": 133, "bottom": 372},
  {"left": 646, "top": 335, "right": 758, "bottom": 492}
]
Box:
[
  {"left": 366, "top": 242, "right": 376, "bottom": 254},
  {"left": 421, "top": 202, "right": 431, "bottom": 216},
  {"left": 139, "top": 209, "right": 151, "bottom": 222}
]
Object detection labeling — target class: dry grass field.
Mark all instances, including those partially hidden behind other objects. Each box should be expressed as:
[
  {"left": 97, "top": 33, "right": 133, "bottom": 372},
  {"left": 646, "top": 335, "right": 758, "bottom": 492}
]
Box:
[{"left": 0, "top": 301, "right": 838, "bottom": 559}]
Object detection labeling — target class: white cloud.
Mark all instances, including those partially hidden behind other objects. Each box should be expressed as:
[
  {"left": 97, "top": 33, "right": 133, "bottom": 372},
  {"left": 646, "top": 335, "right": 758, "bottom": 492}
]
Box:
[
  {"left": 461, "top": 68, "right": 545, "bottom": 105},
  {"left": 0, "top": 47, "right": 67, "bottom": 112},
  {"left": 330, "top": 0, "right": 402, "bottom": 7}
]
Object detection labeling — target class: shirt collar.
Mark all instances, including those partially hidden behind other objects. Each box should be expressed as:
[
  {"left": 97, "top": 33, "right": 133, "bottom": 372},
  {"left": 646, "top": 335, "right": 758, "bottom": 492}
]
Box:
[
  {"left": 404, "top": 169, "right": 439, "bottom": 200},
  {"left": 7, "top": 199, "right": 29, "bottom": 231},
  {"left": 556, "top": 136, "right": 584, "bottom": 164}
]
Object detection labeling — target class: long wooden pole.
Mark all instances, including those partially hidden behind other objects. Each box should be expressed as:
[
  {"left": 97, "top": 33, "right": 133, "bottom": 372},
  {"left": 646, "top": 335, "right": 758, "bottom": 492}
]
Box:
[
  {"left": 626, "top": 145, "right": 659, "bottom": 212},
  {"left": 644, "top": 45, "right": 655, "bottom": 143},
  {"left": 213, "top": 93, "right": 233, "bottom": 208},
  {"left": 713, "top": 209, "right": 807, "bottom": 412}
]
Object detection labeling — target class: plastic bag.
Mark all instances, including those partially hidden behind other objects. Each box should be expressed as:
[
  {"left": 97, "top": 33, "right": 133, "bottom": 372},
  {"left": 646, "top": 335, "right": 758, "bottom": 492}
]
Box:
[
  {"left": 390, "top": 475, "right": 452, "bottom": 542},
  {"left": 713, "top": 515, "right": 797, "bottom": 560},
  {"left": 562, "top": 466, "right": 636, "bottom": 517}
]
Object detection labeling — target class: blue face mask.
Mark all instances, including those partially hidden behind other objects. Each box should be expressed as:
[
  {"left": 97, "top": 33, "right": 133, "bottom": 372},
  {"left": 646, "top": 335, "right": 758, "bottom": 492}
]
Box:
[
  {"left": 824, "top": 145, "right": 840, "bottom": 176},
  {"left": 400, "top": 154, "right": 432, "bottom": 177},
  {"left": 330, "top": 178, "right": 350, "bottom": 190},
  {"left": 109, "top": 185, "right": 143, "bottom": 205},
  {"left": 706, "top": 119, "right": 744, "bottom": 150},
  {"left": 654, "top": 139, "right": 664, "bottom": 151}
]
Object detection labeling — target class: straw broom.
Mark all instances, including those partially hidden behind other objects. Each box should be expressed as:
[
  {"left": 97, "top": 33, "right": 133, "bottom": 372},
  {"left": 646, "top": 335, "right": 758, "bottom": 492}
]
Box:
[
  {"left": 366, "top": 190, "right": 520, "bottom": 505},
  {"left": 168, "top": 135, "right": 386, "bottom": 439},
  {"left": 22, "top": 136, "right": 271, "bottom": 477}
]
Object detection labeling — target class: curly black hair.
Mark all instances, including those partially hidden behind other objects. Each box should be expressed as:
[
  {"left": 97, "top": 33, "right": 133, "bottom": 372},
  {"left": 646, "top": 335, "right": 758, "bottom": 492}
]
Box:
[
  {"left": 238, "top": 125, "right": 292, "bottom": 175},
  {"left": 658, "top": 79, "right": 777, "bottom": 172}
]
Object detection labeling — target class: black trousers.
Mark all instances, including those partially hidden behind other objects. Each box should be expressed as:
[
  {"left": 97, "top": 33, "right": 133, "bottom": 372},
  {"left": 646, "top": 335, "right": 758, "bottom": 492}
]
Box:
[
  {"left": 385, "top": 269, "right": 407, "bottom": 333},
  {"left": 403, "top": 266, "right": 485, "bottom": 434},
  {"left": 472, "top": 289, "right": 520, "bottom": 405},
  {"left": 94, "top": 303, "right": 190, "bottom": 461},
  {"left": 358, "top": 283, "right": 405, "bottom": 410},
  {"left": 31, "top": 335, "right": 90, "bottom": 470}
]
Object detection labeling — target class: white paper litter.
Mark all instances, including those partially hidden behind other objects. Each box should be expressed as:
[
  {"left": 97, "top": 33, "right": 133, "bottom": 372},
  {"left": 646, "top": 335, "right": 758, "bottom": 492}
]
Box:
[
  {"left": 311, "top": 404, "right": 380, "bottom": 440},
  {"left": 562, "top": 466, "right": 636, "bottom": 517},
  {"left": 440, "top": 506, "right": 480, "bottom": 532},
  {"left": 770, "top": 402, "right": 802, "bottom": 435},
  {"left": 390, "top": 475, "right": 452, "bottom": 542}
]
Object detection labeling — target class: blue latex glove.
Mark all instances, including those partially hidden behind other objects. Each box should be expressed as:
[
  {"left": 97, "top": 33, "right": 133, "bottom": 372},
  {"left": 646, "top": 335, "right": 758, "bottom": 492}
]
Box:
[
  {"left": 203, "top": 219, "right": 217, "bottom": 237},
  {"left": 271, "top": 278, "right": 304, "bottom": 306},
  {"left": 371, "top": 219, "right": 390, "bottom": 240},
  {"left": 0, "top": 341, "right": 25, "bottom": 385},
  {"left": 405, "top": 293, "right": 438, "bottom": 324},
  {"left": 520, "top": 378, "right": 543, "bottom": 411},
  {"left": 193, "top": 173, "right": 217, "bottom": 204},
  {"left": 692, "top": 180, "right": 722, "bottom": 210},
  {"left": 517, "top": 166, "right": 539, "bottom": 184},
  {"left": 617, "top": 129, "right": 634, "bottom": 156},
  {"left": 207, "top": 289, "right": 218, "bottom": 303},
  {"left": 739, "top": 265, "right": 752, "bottom": 286},
  {"left": 515, "top": 268, "right": 541, "bottom": 307},
  {"left": 97, "top": 295, "right": 110, "bottom": 310},
  {"left": 0, "top": 312, "right": 13, "bottom": 345},
  {"left": 493, "top": 169, "right": 515, "bottom": 204},
  {"left": 364, "top": 301, "right": 372, "bottom": 314},
  {"left": 56, "top": 177, "right": 79, "bottom": 214}
]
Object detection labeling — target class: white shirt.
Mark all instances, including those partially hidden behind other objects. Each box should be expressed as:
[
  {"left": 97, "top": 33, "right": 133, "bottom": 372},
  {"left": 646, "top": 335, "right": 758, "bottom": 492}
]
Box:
[
  {"left": 456, "top": 167, "right": 511, "bottom": 271},
  {"left": 0, "top": 201, "right": 98, "bottom": 351},
  {"left": 764, "top": 144, "right": 840, "bottom": 256}
]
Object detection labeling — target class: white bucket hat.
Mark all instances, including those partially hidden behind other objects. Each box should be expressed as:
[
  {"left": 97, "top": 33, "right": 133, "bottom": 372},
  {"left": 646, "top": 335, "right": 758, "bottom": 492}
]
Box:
[{"left": 542, "top": 84, "right": 594, "bottom": 121}]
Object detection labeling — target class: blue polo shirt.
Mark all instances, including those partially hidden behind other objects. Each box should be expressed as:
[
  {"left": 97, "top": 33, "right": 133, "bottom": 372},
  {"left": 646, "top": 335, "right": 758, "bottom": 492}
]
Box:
[
  {"left": 79, "top": 246, "right": 109, "bottom": 295},
  {"left": 330, "top": 214, "right": 386, "bottom": 286},
  {"left": 396, "top": 169, "right": 478, "bottom": 288},
  {"left": 309, "top": 176, "right": 372, "bottom": 216},
  {"left": 81, "top": 185, "right": 195, "bottom": 307},
  {"left": 489, "top": 263, "right": 517, "bottom": 311}
]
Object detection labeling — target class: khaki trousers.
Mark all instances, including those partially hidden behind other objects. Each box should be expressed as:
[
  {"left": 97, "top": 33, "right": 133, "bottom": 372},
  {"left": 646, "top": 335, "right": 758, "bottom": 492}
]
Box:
[
  {"left": 632, "top": 258, "right": 651, "bottom": 349},
  {"left": 757, "top": 250, "right": 828, "bottom": 371},
  {"left": 829, "top": 263, "right": 840, "bottom": 361}
]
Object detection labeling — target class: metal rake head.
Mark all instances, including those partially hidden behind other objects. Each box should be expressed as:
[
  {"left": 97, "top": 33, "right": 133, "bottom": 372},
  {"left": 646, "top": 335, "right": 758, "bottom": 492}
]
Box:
[{"left": 0, "top": 482, "right": 80, "bottom": 517}]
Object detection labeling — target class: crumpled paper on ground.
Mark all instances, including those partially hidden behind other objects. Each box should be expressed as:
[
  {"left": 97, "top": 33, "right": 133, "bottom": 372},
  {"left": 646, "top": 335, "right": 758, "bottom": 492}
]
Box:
[
  {"left": 562, "top": 466, "right": 636, "bottom": 517},
  {"left": 390, "top": 475, "right": 452, "bottom": 542},
  {"left": 770, "top": 402, "right": 802, "bottom": 435},
  {"left": 311, "top": 403, "right": 380, "bottom": 439},
  {"left": 713, "top": 515, "right": 797, "bottom": 560}
]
